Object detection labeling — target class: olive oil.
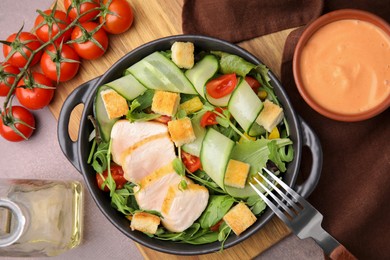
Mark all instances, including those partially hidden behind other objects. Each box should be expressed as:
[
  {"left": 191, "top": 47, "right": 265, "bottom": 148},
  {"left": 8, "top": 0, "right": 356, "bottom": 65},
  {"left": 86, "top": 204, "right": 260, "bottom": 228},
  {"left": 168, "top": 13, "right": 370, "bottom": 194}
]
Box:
[{"left": 0, "top": 179, "right": 83, "bottom": 257}]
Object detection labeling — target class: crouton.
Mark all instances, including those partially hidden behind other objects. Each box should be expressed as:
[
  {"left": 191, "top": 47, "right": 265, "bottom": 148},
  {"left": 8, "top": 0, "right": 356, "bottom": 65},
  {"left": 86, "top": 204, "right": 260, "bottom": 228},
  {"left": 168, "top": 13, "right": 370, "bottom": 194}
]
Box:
[
  {"left": 223, "top": 202, "right": 257, "bottom": 236},
  {"left": 256, "top": 100, "right": 284, "bottom": 132},
  {"left": 167, "top": 117, "right": 196, "bottom": 146},
  {"left": 130, "top": 212, "right": 160, "bottom": 234},
  {"left": 171, "top": 42, "right": 194, "bottom": 69},
  {"left": 224, "top": 159, "right": 251, "bottom": 189},
  {"left": 101, "top": 89, "right": 129, "bottom": 119},
  {"left": 179, "top": 96, "right": 203, "bottom": 115},
  {"left": 151, "top": 90, "right": 180, "bottom": 116}
]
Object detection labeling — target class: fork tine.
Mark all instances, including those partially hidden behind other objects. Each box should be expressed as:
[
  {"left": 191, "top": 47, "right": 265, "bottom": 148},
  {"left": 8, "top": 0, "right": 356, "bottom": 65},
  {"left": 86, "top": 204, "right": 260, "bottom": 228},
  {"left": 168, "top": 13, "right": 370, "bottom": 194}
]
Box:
[
  {"left": 262, "top": 167, "right": 305, "bottom": 205},
  {"left": 251, "top": 177, "right": 296, "bottom": 219},
  {"left": 249, "top": 182, "right": 292, "bottom": 224},
  {"left": 258, "top": 171, "right": 302, "bottom": 213}
]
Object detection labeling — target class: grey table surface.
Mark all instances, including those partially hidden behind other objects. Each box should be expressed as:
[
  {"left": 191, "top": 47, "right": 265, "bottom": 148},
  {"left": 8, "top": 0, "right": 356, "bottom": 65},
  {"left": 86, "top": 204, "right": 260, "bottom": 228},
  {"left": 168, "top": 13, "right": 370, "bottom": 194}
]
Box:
[{"left": 0, "top": 1, "right": 324, "bottom": 259}]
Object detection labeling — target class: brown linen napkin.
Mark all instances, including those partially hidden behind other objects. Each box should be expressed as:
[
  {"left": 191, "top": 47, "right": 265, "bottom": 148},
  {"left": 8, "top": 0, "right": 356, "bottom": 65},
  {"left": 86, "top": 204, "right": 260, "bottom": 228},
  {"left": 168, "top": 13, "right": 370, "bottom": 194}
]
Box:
[{"left": 182, "top": 1, "right": 390, "bottom": 259}]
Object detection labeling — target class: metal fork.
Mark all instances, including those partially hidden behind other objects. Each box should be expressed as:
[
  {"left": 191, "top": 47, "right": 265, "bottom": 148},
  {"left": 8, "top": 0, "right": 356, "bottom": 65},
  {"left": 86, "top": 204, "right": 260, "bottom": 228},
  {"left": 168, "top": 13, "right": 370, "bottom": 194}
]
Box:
[{"left": 250, "top": 168, "right": 356, "bottom": 260}]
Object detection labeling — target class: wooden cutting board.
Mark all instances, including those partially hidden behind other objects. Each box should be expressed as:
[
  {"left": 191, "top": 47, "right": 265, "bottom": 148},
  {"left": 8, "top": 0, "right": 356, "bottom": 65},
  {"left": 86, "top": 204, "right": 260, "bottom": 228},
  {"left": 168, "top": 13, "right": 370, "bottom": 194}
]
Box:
[{"left": 51, "top": 0, "right": 293, "bottom": 258}]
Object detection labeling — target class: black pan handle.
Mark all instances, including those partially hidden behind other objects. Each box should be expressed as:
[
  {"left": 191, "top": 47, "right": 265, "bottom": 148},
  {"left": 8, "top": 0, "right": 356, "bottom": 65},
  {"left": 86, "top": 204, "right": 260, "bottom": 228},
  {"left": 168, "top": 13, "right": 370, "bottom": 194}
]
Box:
[
  {"left": 294, "top": 117, "right": 323, "bottom": 198},
  {"left": 57, "top": 78, "right": 98, "bottom": 172}
]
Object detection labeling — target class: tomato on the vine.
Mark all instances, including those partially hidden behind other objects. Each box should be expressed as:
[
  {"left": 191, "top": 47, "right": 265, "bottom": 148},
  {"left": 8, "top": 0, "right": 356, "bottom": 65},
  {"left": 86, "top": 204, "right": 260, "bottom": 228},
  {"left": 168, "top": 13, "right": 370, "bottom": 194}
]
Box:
[
  {"left": 0, "top": 106, "right": 35, "bottom": 142},
  {"left": 64, "top": 0, "right": 100, "bottom": 23},
  {"left": 0, "top": 63, "right": 19, "bottom": 97},
  {"left": 100, "top": 0, "right": 134, "bottom": 34},
  {"left": 34, "top": 9, "right": 72, "bottom": 44},
  {"left": 16, "top": 72, "right": 55, "bottom": 110},
  {"left": 71, "top": 22, "right": 109, "bottom": 60},
  {"left": 206, "top": 73, "right": 237, "bottom": 99},
  {"left": 181, "top": 151, "right": 201, "bottom": 173},
  {"left": 40, "top": 44, "right": 80, "bottom": 82},
  {"left": 96, "top": 164, "right": 127, "bottom": 192},
  {"left": 2, "top": 32, "right": 42, "bottom": 68},
  {"left": 245, "top": 76, "right": 261, "bottom": 93}
]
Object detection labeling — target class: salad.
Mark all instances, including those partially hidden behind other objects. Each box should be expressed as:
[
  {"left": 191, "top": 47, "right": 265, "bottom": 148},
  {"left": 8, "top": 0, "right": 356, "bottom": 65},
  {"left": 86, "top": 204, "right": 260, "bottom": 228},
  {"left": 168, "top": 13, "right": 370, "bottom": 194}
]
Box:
[{"left": 87, "top": 41, "right": 294, "bottom": 248}]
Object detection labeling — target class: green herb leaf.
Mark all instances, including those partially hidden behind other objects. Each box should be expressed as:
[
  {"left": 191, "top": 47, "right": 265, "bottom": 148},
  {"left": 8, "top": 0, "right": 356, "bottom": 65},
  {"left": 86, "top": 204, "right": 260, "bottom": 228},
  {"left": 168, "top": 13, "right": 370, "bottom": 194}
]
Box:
[{"left": 198, "top": 195, "right": 235, "bottom": 229}]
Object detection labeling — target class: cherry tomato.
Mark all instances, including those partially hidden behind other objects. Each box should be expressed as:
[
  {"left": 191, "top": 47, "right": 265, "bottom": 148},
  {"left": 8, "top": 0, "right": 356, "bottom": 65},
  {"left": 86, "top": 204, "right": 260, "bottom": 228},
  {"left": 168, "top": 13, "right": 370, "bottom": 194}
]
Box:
[
  {"left": 200, "top": 108, "right": 224, "bottom": 128},
  {"left": 96, "top": 165, "right": 127, "bottom": 192},
  {"left": 16, "top": 72, "right": 55, "bottom": 110},
  {"left": 206, "top": 73, "right": 237, "bottom": 99},
  {"left": 0, "top": 106, "right": 35, "bottom": 142},
  {"left": 71, "top": 22, "right": 109, "bottom": 60},
  {"left": 2, "top": 32, "right": 42, "bottom": 68},
  {"left": 181, "top": 151, "right": 201, "bottom": 173},
  {"left": 34, "top": 10, "right": 72, "bottom": 44},
  {"left": 40, "top": 44, "right": 80, "bottom": 82},
  {"left": 210, "top": 220, "right": 224, "bottom": 232},
  {"left": 153, "top": 115, "right": 171, "bottom": 124},
  {"left": 0, "top": 63, "right": 19, "bottom": 96},
  {"left": 64, "top": 0, "right": 100, "bottom": 23},
  {"left": 100, "top": 0, "right": 134, "bottom": 34},
  {"left": 245, "top": 76, "right": 261, "bottom": 93}
]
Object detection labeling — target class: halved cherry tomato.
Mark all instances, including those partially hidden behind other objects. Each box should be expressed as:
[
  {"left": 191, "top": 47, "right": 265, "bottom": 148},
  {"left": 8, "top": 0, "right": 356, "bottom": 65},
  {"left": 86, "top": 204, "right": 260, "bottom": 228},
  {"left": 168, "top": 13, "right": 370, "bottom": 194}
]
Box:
[
  {"left": 71, "top": 22, "right": 109, "bottom": 60},
  {"left": 245, "top": 76, "right": 261, "bottom": 93},
  {"left": 2, "top": 32, "right": 42, "bottom": 68},
  {"left": 200, "top": 108, "right": 224, "bottom": 128},
  {"left": 210, "top": 220, "right": 224, "bottom": 232},
  {"left": 153, "top": 115, "right": 171, "bottom": 124},
  {"left": 100, "top": 0, "right": 134, "bottom": 34},
  {"left": 34, "top": 10, "right": 72, "bottom": 44},
  {"left": 96, "top": 164, "right": 127, "bottom": 192},
  {"left": 16, "top": 72, "right": 55, "bottom": 110},
  {"left": 64, "top": 0, "right": 100, "bottom": 23},
  {"left": 0, "top": 106, "right": 35, "bottom": 142},
  {"left": 206, "top": 73, "right": 237, "bottom": 99},
  {"left": 40, "top": 44, "right": 80, "bottom": 82},
  {"left": 0, "top": 63, "right": 19, "bottom": 96},
  {"left": 181, "top": 151, "right": 201, "bottom": 173}
]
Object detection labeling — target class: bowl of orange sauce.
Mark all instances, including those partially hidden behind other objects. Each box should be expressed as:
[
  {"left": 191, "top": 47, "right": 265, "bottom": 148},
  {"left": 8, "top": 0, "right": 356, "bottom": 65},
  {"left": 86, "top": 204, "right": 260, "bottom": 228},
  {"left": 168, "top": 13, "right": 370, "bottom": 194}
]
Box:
[{"left": 293, "top": 9, "right": 390, "bottom": 121}]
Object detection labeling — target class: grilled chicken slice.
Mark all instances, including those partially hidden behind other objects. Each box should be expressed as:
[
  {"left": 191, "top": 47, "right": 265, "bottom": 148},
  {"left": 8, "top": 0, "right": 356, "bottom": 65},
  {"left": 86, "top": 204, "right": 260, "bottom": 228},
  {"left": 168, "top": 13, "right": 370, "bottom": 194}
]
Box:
[
  {"left": 121, "top": 134, "right": 176, "bottom": 183},
  {"left": 134, "top": 162, "right": 191, "bottom": 211},
  {"left": 110, "top": 120, "right": 169, "bottom": 165},
  {"left": 161, "top": 183, "right": 209, "bottom": 232}
]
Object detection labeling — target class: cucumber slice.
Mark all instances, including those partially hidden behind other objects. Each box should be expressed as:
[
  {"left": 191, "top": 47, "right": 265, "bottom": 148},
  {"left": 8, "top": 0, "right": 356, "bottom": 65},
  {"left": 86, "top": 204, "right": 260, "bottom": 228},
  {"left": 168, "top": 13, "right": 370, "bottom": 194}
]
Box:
[
  {"left": 104, "top": 74, "right": 146, "bottom": 100},
  {"left": 205, "top": 91, "right": 232, "bottom": 107},
  {"left": 200, "top": 128, "right": 235, "bottom": 189},
  {"left": 228, "top": 79, "right": 263, "bottom": 133},
  {"left": 182, "top": 111, "right": 206, "bottom": 157},
  {"left": 185, "top": 55, "right": 219, "bottom": 98},
  {"left": 127, "top": 52, "right": 197, "bottom": 94},
  {"left": 94, "top": 85, "right": 119, "bottom": 142}
]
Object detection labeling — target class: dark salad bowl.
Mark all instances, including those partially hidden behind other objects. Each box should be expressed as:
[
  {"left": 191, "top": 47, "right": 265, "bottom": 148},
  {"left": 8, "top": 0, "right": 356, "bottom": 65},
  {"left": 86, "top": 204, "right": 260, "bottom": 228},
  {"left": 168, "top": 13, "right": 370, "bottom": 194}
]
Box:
[{"left": 58, "top": 35, "right": 322, "bottom": 255}]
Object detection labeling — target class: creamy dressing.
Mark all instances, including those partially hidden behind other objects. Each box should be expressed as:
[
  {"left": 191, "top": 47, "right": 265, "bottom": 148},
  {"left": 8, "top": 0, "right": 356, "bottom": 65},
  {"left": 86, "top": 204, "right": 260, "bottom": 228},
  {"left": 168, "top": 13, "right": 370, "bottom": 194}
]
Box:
[{"left": 300, "top": 19, "right": 390, "bottom": 115}]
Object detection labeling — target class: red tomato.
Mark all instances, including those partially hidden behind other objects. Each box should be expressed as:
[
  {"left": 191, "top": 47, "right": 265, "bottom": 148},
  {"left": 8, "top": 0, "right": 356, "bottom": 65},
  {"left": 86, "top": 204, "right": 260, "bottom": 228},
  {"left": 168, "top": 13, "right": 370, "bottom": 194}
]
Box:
[
  {"left": 71, "top": 22, "right": 109, "bottom": 60},
  {"left": 0, "top": 63, "right": 19, "bottom": 96},
  {"left": 64, "top": 0, "right": 100, "bottom": 23},
  {"left": 153, "top": 115, "right": 171, "bottom": 124},
  {"left": 40, "top": 44, "right": 80, "bottom": 82},
  {"left": 16, "top": 72, "right": 55, "bottom": 110},
  {"left": 2, "top": 32, "right": 42, "bottom": 68},
  {"left": 96, "top": 165, "right": 127, "bottom": 192},
  {"left": 206, "top": 73, "right": 237, "bottom": 98},
  {"left": 200, "top": 108, "right": 224, "bottom": 128},
  {"left": 100, "top": 0, "right": 134, "bottom": 34},
  {"left": 34, "top": 10, "right": 72, "bottom": 44},
  {"left": 245, "top": 76, "right": 261, "bottom": 93},
  {"left": 210, "top": 220, "right": 224, "bottom": 232},
  {"left": 181, "top": 151, "right": 201, "bottom": 173},
  {"left": 0, "top": 106, "right": 35, "bottom": 142}
]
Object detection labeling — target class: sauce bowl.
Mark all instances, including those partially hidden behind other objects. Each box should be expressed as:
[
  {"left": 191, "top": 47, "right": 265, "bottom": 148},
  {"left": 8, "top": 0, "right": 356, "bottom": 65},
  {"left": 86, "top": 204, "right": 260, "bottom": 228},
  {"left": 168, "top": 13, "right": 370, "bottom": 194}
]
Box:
[
  {"left": 58, "top": 35, "right": 323, "bottom": 255},
  {"left": 293, "top": 9, "right": 390, "bottom": 121}
]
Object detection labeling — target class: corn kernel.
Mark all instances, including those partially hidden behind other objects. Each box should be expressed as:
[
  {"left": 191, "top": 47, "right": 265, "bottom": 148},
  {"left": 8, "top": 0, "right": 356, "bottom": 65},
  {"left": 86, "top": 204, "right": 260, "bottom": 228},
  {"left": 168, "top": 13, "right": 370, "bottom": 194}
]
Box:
[{"left": 179, "top": 97, "right": 203, "bottom": 114}]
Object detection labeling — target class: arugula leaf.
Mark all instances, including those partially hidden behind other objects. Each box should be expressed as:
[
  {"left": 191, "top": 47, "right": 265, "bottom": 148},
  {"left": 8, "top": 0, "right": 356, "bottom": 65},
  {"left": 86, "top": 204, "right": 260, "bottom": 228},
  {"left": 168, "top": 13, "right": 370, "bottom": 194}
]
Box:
[
  {"left": 90, "top": 141, "right": 109, "bottom": 173},
  {"left": 268, "top": 140, "right": 286, "bottom": 172},
  {"left": 247, "top": 195, "right": 267, "bottom": 215},
  {"left": 198, "top": 195, "right": 235, "bottom": 229}
]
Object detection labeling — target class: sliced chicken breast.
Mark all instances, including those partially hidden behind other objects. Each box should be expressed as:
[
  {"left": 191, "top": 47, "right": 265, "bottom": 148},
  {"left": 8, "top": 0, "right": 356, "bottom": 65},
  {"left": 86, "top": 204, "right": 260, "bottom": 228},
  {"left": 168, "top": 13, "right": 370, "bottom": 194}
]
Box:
[
  {"left": 121, "top": 134, "right": 176, "bottom": 183},
  {"left": 161, "top": 183, "right": 209, "bottom": 232},
  {"left": 110, "top": 120, "right": 169, "bottom": 165},
  {"left": 134, "top": 162, "right": 191, "bottom": 211}
]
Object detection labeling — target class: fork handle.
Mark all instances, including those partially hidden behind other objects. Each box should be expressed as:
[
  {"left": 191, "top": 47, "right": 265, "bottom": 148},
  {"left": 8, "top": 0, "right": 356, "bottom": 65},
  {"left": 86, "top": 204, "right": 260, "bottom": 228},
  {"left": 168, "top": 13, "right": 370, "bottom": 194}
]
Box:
[{"left": 328, "top": 245, "right": 357, "bottom": 260}]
